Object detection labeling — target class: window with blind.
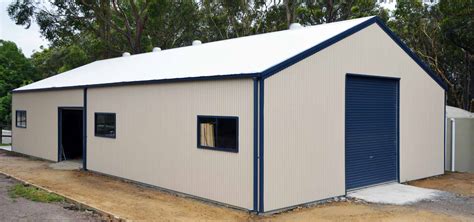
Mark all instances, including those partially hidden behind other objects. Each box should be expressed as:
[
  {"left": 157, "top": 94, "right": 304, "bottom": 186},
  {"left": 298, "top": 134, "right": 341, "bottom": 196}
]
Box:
[{"left": 197, "top": 116, "right": 238, "bottom": 153}]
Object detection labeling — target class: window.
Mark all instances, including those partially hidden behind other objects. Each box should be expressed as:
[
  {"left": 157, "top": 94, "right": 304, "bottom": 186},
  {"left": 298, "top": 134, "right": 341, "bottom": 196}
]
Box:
[
  {"left": 16, "top": 110, "right": 27, "bottom": 128},
  {"left": 95, "top": 113, "right": 116, "bottom": 138},
  {"left": 197, "top": 116, "right": 238, "bottom": 152}
]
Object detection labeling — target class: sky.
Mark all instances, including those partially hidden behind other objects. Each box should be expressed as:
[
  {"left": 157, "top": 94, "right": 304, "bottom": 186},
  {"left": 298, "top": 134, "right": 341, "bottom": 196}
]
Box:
[{"left": 0, "top": 1, "right": 49, "bottom": 57}]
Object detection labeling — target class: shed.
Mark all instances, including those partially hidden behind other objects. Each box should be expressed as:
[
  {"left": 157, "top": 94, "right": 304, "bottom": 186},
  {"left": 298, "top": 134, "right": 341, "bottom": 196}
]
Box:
[
  {"left": 445, "top": 106, "right": 474, "bottom": 173},
  {"left": 11, "top": 16, "right": 446, "bottom": 213}
]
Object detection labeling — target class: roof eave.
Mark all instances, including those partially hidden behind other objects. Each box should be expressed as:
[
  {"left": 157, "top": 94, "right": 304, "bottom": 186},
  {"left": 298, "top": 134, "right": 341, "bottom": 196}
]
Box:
[{"left": 12, "top": 73, "right": 259, "bottom": 93}]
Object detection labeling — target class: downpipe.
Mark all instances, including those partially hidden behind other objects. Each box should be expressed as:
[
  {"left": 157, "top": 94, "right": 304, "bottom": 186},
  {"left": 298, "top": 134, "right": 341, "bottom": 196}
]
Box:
[{"left": 450, "top": 118, "right": 456, "bottom": 172}]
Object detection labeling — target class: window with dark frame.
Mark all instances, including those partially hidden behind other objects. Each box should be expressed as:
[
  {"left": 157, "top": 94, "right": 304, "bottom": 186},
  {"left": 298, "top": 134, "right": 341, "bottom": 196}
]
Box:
[
  {"left": 198, "top": 116, "right": 238, "bottom": 152},
  {"left": 95, "top": 113, "right": 116, "bottom": 138},
  {"left": 16, "top": 110, "right": 27, "bottom": 128}
]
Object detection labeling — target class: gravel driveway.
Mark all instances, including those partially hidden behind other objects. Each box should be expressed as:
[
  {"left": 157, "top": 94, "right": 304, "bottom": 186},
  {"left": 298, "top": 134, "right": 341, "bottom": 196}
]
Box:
[{"left": 0, "top": 174, "right": 102, "bottom": 222}]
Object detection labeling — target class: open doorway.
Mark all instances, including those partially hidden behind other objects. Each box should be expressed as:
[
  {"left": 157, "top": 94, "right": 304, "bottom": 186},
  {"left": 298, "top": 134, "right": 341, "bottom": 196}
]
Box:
[{"left": 58, "top": 108, "right": 83, "bottom": 162}]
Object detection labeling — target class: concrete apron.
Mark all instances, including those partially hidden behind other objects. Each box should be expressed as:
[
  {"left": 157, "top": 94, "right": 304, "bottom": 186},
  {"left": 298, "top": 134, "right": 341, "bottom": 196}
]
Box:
[{"left": 347, "top": 183, "right": 442, "bottom": 205}]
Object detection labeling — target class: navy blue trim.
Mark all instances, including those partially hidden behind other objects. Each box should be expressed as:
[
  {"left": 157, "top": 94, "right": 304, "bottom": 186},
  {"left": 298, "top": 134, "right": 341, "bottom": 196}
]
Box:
[
  {"left": 346, "top": 73, "right": 401, "bottom": 80},
  {"left": 94, "top": 112, "right": 116, "bottom": 139},
  {"left": 396, "top": 78, "right": 400, "bottom": 182},
  {"left": 373, "top": 18, "right": 447, "bottom": 90},
  {"left": 259, "top": 17, "right": 446, "bottom": 91},
  {"left": 196, "top": 115, "right": 239, "bottom": 153},
  {"left": 12, "top": 74, "right": 258, "bottom": 93},
  {"left": 258, "top": 79, "right": 264, "bottom": 213},
  {"left": 260, "top": 17, "right": 377, "bottom": 79},
  {"left": 57, "top": 108, "right": 61, "bottom": 162},
  {"left": 83, "top": 88, "right": 87, "bottom": 170},
  {"left": 57, "top": 106, "right": 84, "bottom": 162},
  {"left": 253, "top": 78, "right": 258, "bottom": 212}
]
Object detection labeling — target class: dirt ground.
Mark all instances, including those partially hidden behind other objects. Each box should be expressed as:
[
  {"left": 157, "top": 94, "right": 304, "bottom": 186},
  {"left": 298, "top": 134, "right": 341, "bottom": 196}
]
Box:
[
  {"left": 408, "top": 172, "right": 474, "bottom": 196},
  {"left": 0, "top": 150, "right": 472, "bottom": 222},
  {"left": 0, "top": 174, "right": 102, "bottom": 221}
]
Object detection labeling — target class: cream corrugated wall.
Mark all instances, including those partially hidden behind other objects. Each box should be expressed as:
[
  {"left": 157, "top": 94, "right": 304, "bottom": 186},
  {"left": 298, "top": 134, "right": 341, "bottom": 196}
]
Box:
[
  {"left": 11, "top": 89, "right": 83, "bottom": 161},
  {"left": 264, "top": 24, "right": 445, "bottom": 211},
  {"left": 87, "top": 79, "right": 254, "bottom": 209}
]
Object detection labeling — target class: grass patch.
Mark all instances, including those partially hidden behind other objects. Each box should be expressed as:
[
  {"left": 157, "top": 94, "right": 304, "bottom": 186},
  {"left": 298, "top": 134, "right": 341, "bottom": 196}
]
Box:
[
  {"left": 9, "top": 184, "right": 65, "bottom": 203},
  {"left": 0, "top": 143, "right": 10, "bottom": 146}
]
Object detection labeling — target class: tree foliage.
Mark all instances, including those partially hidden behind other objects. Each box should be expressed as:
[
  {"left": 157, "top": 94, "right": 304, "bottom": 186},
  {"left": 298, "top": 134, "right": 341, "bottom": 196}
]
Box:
[
  {"left": 388, "top": 0, "right": 473, "bottom": 110},
  {"left": 0, "top": 40, "right": 36, "bottom": 127}
]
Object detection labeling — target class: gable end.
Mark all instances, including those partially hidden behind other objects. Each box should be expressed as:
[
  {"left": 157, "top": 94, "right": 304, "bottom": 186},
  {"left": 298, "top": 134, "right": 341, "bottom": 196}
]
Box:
[{"left": 262, "top": 17, "right": 447, "bottom": 91}]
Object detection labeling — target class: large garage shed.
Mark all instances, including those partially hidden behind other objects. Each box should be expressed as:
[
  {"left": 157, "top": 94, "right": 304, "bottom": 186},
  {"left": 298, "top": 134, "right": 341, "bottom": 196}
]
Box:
[{"left": 12, "top": 16, "right": 446, "bottom": 213}]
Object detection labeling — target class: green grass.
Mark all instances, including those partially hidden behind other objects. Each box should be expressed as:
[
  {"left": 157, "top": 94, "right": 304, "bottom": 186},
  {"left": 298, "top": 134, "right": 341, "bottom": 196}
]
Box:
[
  {"left": 9, "top": 184, "right": 65, "bottom": 203},
  {"left": 0, "top": 143, "right": 11, "bottom": 146}
]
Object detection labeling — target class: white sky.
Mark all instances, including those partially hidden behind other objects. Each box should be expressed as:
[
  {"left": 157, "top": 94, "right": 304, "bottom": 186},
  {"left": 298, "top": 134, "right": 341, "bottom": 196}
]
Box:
[{"left": 0, "top": 1, "right": 49, "bottom": 57}]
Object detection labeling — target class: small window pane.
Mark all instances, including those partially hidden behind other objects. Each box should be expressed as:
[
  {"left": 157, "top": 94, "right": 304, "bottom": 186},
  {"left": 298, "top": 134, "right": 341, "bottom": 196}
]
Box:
[
  {"left": 95, "top": 113, "right": 116, "bottom": 138},
  {"left": 216, "top": 118, "right": 237, "bottom": 148},
  {"left": 16, "top": 111, "right": 27, "bottom": 128},
  {"left": 198, "top": 116, "right": 238, "bottom": 152}
]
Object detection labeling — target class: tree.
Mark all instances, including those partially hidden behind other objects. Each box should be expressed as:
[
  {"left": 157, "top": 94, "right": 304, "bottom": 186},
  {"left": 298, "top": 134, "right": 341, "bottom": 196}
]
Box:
[
  {"left": 388, "top": 0, "right": 473, "bottom": 111},
  {"left": 297, "top": 0, "right": 389, "bottom": 25},
  {"left": 439, "top": 0, "right": 474, "bottom": 111},
  {"left": 144, "top": 0, "right": 201, "bottom": 49},
  {"left": 31, "top": 44, "right": 89, "bottom": 79},
  {"left": 0, "top": 40, "right": 36, "bottom": 128}
]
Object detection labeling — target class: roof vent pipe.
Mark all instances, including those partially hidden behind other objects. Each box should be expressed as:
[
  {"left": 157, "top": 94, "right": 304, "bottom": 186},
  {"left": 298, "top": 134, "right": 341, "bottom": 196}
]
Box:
[
  {"left": 192, "top": 40, "right": 202, "bottom": 46},
  {"left": 122, "top": 52, "right": 131, "bottom": 57},
  {"left": 152, "top": 47, "right": 161, "bottom": 52},
  {"left": 289, "top": 23, "right": 303, "bottom": 30}
]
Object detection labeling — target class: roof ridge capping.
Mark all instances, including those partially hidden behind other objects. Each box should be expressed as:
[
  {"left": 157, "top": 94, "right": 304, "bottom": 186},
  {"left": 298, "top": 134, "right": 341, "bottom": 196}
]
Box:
[{"left": 261, "top": 16, "right": 447, "bottom": 91}]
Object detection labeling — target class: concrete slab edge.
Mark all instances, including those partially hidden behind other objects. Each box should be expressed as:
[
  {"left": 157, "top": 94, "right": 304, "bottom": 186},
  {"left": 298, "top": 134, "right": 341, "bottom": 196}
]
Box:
[{"left": 0, "top": 170, "right": 127, "bottom": 222}]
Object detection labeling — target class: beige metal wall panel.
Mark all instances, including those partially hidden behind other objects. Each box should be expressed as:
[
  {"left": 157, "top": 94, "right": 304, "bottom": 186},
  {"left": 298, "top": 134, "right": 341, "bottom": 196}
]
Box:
[
  {"left": 11, "top": 89, "right": 83, "bottom": 161},
  {"left": 264, "top": 24, "right": 444, "bottom": 211},
  {"left": 446, "top": 118, "right": 474, "bottom": 172},
  {"left": 87, "top": 79, "right": 254, "bottom": 209}
]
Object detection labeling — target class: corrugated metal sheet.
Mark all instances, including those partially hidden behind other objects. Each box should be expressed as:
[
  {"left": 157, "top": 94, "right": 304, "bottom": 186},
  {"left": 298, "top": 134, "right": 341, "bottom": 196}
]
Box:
[
  {"left": 345, "top": 75, "right": 398, "bottom": 189},
  {"left": 11, "top": 90, "right": 83, "bottom": 161},
  {"left": 14, "top": 17, "right": 374, "bottom": 92},
  {"left": 263, "top": 23, "right": 444, "bottom": 212},
  {"left": 87, "top": 79, "right": 254, "bottom": 210}
]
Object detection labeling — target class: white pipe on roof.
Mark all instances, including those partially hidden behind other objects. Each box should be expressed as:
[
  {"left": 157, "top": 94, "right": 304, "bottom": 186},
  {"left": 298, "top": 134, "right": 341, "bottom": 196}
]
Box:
[
  {"left": 152, "top": 47, "right": 161, "bottom": 52},
  {"left": 289, "top": 23, "right": 303, "bottom": 30},
  {"left": 122, "top": 52, "right": 131, "bottom": 57},
  {"left": 192, "top": 40, "right": 202, "bottom": 46}
]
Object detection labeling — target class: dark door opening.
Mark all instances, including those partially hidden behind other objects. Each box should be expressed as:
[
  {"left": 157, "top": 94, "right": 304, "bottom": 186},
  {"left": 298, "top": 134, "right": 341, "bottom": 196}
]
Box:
[{"left": 59, "top": 108, "right": 83, "bottom": 161}]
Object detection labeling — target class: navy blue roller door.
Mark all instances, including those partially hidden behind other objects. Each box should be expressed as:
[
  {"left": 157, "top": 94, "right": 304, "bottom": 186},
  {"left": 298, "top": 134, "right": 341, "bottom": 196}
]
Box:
[{"left": 345, "top": 74, "right": 399, "bottom": 190}]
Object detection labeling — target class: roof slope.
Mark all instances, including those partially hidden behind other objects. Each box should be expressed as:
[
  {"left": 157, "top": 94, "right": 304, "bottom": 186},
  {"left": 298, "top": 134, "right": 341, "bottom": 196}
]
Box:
[
  {"left": 14, "top": 16, "right": 446, "bottom": 92},
  {"left": 15, "top": 17, "right": 374, "bottom": 92}
]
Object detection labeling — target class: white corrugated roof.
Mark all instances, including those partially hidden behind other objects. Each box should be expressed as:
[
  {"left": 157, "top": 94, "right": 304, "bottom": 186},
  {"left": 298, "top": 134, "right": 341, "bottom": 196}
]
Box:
[
  {"left": 446, "top": 106, "right": 473, "bottom": 118},
  {"left": 15, "top": 16, "right": 374, "bottom": 92}
]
